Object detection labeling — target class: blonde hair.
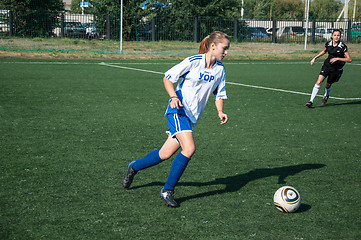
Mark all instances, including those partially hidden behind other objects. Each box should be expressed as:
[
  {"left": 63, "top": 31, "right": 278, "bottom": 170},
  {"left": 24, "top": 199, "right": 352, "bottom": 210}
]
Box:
[{"left": 198, "top": 31, "right": 230, "bottom": 54}]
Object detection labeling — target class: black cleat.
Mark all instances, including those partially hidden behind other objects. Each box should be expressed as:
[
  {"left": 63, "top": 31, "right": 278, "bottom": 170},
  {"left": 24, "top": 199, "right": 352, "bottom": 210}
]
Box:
[
  {"left": 122, "top": 161, "right": 136, "bottom": 189},
  {"left": 305, "top": 101, "right": 313, "bottom": 108},
  {"left": 321, "top": 96, "right": 329, "bottom": 106},
  {"left": 160, "top": 188, "right": 179, "bottom": 207}
]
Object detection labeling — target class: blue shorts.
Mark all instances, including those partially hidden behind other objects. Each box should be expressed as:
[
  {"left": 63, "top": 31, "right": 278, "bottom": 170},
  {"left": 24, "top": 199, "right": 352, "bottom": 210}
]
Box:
[{"left": 166, "top": 113, "right": 194, "bottom": 138}]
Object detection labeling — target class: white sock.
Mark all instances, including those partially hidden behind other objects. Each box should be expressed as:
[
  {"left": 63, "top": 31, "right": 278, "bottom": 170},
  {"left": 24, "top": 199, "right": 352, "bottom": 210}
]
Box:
[
  {"left": 324, "top": 86, "right": 332, "bottom": 97},
  {"left": 310, "top": 84, "right": 320, "bottom": 102}
]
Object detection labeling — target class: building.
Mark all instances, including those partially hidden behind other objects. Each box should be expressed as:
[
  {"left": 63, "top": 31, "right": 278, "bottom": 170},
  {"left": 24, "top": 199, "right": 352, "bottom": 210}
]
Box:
[{"left": 63, "top": 0, "right": 72, "bottom": 11}]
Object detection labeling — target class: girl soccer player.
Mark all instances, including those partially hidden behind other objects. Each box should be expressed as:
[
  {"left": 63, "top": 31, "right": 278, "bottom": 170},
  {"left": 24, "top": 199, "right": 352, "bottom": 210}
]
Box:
[
  {"left": 122, "top": 31, "right": 230, "bottom": 207},
  {"left": 305, "top": 29, "right": 352, "bottom": 107}
]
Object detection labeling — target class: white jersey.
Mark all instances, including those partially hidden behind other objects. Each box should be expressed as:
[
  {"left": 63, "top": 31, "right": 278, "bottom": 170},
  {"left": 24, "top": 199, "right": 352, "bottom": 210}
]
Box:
[{"left": 164, "top": 53, "right": 227, "bottom": 125}]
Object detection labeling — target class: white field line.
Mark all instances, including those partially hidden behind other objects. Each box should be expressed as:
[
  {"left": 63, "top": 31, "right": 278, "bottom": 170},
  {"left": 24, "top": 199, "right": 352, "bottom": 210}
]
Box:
[
  {"left": 226, "top": 82, "right": 361, "bottom": 100},
  {"left": 98, "top": 62, "right": 164, "bottom": 74},
  {"left": 0, "top": 61, "right": 92, "bottom": 64},
  {"left": 2, "top": 61, "right": 361, "bottom": 66},
  {"left": 2, "top": 61, "right": 361, "bottom": 65},
  {"left": 99, "top": 62, "right": 361, "bottom": 101},
  {"left": 1, "top": 61, "right": 360, "bottom": 100}
]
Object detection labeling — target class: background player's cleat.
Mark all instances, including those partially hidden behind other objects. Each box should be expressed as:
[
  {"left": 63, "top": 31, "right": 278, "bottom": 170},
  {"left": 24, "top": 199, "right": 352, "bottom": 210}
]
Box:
[
  {"left": 305, "top": 101, "right": 313, "bottom": 108},
  {"left": 160, "top": 188, "right": 179, "bottom": 207},
  {"left": 122, "top": 161, "right": 136, "bottom": 188},
  {"left": 321, "top": 96, "right": 329, "bottom": 106}
]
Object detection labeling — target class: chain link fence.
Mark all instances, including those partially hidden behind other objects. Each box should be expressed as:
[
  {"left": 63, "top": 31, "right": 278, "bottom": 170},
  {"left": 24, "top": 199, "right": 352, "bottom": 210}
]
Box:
[{"left": 0, "top": 10, "right": 360, "bottom": 45}]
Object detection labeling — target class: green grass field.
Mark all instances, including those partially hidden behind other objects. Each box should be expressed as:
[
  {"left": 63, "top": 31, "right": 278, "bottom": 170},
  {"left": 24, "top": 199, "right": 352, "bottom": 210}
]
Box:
[{"left": 1, "top": 58, "right": 360, "bottom": 239}]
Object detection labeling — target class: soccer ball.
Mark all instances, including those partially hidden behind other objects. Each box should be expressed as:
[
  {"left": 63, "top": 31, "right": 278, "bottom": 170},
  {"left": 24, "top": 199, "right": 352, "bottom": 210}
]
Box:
[{"left": 273, "top": 186, "right": 301, "bottom": 213}]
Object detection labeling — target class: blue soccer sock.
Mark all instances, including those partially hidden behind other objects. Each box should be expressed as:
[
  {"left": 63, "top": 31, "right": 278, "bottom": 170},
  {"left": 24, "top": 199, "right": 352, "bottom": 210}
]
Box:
[
  {"left": 132, "top": 149, "right": 163, "bottom": 172},
  {"left": 163, "top": 152, "right": 191, "bottom": 191}
]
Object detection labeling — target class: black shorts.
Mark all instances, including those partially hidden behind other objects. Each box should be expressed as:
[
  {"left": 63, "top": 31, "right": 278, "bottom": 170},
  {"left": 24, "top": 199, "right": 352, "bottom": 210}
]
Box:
[{"left": 320, "top": 64, "right": 343, "bottom": 84}]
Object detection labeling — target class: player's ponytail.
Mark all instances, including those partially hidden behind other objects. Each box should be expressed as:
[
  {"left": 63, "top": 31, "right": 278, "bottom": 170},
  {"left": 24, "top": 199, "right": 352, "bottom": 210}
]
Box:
[
  {"left": 198, "top": 31, "right": 230, "bottom": 54},
  {"left": 198, "top": 36, "right": 210, "bottom": 54}
]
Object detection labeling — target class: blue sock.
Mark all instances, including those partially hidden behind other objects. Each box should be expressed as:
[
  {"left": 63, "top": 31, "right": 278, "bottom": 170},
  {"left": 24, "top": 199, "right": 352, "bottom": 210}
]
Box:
[
  {"left": 132, "top": 149, "right": 162, "bottom": 172},
  {"left": 163, "top": 152, "right": 191, "bottom": 190}
]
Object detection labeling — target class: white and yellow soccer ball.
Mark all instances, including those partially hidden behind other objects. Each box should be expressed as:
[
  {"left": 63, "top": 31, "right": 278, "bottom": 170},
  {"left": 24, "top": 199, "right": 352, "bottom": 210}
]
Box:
[{"left": 273, "top": 186, "right": 301, "bottom": 213}]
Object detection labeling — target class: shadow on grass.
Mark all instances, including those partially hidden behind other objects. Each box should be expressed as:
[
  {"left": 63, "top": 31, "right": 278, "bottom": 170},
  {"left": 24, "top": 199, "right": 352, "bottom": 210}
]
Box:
[
  {"left": 325, "top": 100, "right": 361, "bottom": 107},
  {"left": 297, "top": 204, "right": 312, "bottom": 213},
  {"left": 311, "top": 100, "right": 361, "bottom": 108},
  {"left": 132, "top": 163, "right": 326, "bottom": 205}
]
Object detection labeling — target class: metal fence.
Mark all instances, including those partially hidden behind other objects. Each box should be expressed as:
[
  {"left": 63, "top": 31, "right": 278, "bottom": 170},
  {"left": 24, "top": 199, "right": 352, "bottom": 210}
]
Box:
[{"left": 1, "top": 10, "right": 360, "bottom": 44}]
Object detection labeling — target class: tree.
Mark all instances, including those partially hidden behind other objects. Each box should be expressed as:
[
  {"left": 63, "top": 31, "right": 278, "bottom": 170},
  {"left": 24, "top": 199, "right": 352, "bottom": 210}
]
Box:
[
  {"left": 151, "top": 0, "right": 243, "bottom": 18},
  {"left": 309, "top": 0, "right": 342, "bottom": 19},
  {"left": 347, "top": 0, "right": 361, "bottom": 19},
  {"left": 152, "top": 0, "right": 246, "bottom": 40},
  {"left": 0, "top": 0, "right": 64, "bottom": 37},
  {"left": 253, "top": 0, "right": 273, "bottom": 20},
  {"left": 241, "top": 0, "right": 274, "bottom": 19},
  {"left": 240, "top": 0, "right": 305, "bottom": 20},
  {"left": 272, "top": 0, "right": 304, "bottom": 20},
  {"left": 71, "top": 0, "right": 95, "bottom": 14},
  {"left": 90, "top": 0, "right": 152, "bottom": 40}
]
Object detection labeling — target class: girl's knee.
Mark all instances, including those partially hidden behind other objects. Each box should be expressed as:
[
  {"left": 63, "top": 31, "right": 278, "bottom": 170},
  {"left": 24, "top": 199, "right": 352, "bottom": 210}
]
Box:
[
  {"left": 315, "top": 81, "right": 323, "bottom": 86},
  {"left": 182, "top": 145, "right": 195, "bottom": 158},
  {"left": 159, "top": 151, "right": 173, "bottom": 160},
  {"left": 316, "top": 76, "right": 325, "bottom": 86},
  {"left": 159, "top": 147, "right": 177, "bottom": 160}
]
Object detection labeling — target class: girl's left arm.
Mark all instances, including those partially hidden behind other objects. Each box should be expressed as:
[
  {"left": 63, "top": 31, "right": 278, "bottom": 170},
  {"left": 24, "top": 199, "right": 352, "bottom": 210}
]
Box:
[
  {"left": 330, "top": 51, "right": 352, "bottom": 64},
  {"left": 215, "top": 99, "right": 228, "bottom": 125}
]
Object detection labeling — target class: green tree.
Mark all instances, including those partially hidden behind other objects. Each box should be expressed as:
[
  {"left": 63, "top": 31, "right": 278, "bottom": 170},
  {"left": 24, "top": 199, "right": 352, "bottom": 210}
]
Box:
[
  {"left": 90, "top": 0, "right": 245, "bottom": 41},
  {"left": 71, "top": 0, "right": 95, "bottom": 14},
  {"left": 272, "top": 0, "right": 304, "bottom": 20},
  {"left": 155, "top": 0, "right": 246, "bottom": 40},
  {"left": 91, "top": 0, "right": 152, "bottom": 40},
  {"left": 253, "top": 0, "right": 273, "bottom": 19},
  {"left": 347, "top": 0, "right": 361, "bottom": 19},
  {"left": 309, "top": 0, "right": 342, "bottom": 19},
  {"left": 241, "top": 0, "right": 304, "bottom": 20},
  {"left": 165, "top": 0, "right": 243, "bottom": 18},
  {"left": 242, "top": 0, "right": 274, "bottom": 19},
  {"left": 0, "top": 0, "right": 63, "bottom": 37}
]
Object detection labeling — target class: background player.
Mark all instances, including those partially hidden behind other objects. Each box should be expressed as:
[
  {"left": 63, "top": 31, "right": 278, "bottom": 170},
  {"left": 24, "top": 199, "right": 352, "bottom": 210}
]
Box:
[
  {"left": 305, "top": 29, "right": 352, "bottom": 107},
  {"left": 122, "top": 31, "right": 230, "bottom": 207}
]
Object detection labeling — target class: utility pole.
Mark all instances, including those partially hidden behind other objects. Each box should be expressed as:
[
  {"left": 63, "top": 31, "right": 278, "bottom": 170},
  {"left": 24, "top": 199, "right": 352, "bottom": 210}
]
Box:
[
  {"left": 304, "top": 0, "right": 310, "bottom": 50},
  {"left": 337, "top": 0, "right": 351, "bottom": 21},
  {"left": 241, "top": 0, "right": 244, "bottom": 20},
  {"left": 120, "top": 0, "right": 123, "bottom": 53},
  {"left": 353, "top": 0, "right": 357, "bottom": 21},
  {"left": 81, "top": 0, "right": 84, "bottom": 15},
  {"left": 344, "top": 0, "right": 349, "bottom": 20}
]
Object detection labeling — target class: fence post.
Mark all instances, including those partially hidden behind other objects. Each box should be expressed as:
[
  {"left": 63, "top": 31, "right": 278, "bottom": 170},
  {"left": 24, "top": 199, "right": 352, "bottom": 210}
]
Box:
[
  {"left": 106, "top": 15, "right": 110, "bottom": 40},
  {"left": 193, "top": 17, "right": 198, "bottom": 42},
  {"left": 60, "top": 13, "right": 64, "bottom": 38},
  {"left": 9, "top": 10, "right": 13, "bottom": 37},
  {"left": 234, "top": 19, "right": 238, "bottom": 42},
  {"left": 151, "top": 18, "right": 155, "bottom": 41},
  {"left": 311, "top": 20, "right": 315, "bottom": 44},
  {"left": 347, "top": 19, "right": 352, "bottom": 43},
  {"left": 272, "top": 19, "right": 277, "bottom": 43}
]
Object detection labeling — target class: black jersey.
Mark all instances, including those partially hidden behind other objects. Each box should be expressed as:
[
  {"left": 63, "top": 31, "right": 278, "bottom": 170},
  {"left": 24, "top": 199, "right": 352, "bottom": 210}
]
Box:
[{"left": 324, "top": 41, "right": 348, "bottom": 70}]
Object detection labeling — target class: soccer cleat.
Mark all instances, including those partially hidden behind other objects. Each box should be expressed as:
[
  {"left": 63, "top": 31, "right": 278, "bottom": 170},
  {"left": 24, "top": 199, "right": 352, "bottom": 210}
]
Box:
[
  {"left": 321, "top": 96, "right": 329, "bottom": 106},
  {"left": 305, "top": 101, "right": 313, "bottom": 108},
  {"left": 122, "top": 161, "right": 136, "bottom": 189},
  {"left": 160, "top": 188, "right": 179, "bottom": 207}
]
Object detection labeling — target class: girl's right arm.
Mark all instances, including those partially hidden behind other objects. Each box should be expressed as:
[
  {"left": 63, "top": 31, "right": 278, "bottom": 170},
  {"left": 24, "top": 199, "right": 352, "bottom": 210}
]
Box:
[
  {"left": 311, "top": 48, "right": 327, "bottom": 66},
  {"left": 163, "top": 77, "right": 183, "bottom": 109}
]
